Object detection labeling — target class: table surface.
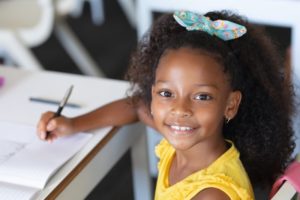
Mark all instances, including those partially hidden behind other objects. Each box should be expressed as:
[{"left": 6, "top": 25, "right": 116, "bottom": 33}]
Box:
[{"left": 0, "top": 66, "right": 152, "bottom": 200}]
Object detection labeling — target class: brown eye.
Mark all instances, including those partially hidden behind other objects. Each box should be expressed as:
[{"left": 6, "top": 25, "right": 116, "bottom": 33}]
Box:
[
  {"left": 159, "top": 91, "right": 172, "bottom": 97},
  {"left": 195, "top": 94, "right": 212, "bottom": 101}
]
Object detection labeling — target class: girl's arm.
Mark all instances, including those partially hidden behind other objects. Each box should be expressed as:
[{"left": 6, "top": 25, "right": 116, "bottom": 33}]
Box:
[
  {"left": 72, "top": 97, "right": 155, "bottom": 132},
  {"left": 37, "top": 97, "right": 155, "bottom": 141}
]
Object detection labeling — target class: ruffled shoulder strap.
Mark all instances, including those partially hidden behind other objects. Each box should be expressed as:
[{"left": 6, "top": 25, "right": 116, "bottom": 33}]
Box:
[{"left": 155, "top": 139, "right": 171, "bottom": 159}]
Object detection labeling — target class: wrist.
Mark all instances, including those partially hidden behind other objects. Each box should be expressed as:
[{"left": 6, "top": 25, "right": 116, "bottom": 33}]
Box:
[{"left": 70, "top": 116, "right": 84, "bottom": 134}]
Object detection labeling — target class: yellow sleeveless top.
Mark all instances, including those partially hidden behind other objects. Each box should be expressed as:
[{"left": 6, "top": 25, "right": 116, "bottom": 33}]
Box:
[{"left": 154, "top": 139, "right": 254, "bottom": 200}]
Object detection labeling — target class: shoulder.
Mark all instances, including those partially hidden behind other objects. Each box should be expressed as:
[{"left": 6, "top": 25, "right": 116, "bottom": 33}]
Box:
[{"left": 192, "top": 188, "right": 230, "bottom": 200}]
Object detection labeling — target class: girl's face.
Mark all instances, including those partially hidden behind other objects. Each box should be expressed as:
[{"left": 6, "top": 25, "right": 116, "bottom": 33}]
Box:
[{"left": 151, "top": 47, "right": 241, "bottom": 151}]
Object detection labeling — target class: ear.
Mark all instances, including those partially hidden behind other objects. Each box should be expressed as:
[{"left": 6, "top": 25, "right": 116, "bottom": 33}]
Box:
[{"left": 224, "top": 90, "right": 242, "bottom": 120}]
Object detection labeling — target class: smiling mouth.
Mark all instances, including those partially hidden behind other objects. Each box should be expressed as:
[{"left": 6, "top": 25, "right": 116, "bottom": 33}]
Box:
[{"left": 168, "top": 125, "right": 196, "bottom": 135}]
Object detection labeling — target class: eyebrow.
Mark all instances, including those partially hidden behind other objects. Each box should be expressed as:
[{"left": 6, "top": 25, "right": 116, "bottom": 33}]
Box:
[
  {"left": 155, "top": 80, "right": 219, "bottom": 90},
  {"left": 194, "top": 83, "right": 219, "bottom": 90}
]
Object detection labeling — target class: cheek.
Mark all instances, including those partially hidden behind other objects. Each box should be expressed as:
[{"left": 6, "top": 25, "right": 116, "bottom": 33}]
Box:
[
  {"left": 151, "top": 98, "right": 169, "bottom": 122},
  {"left": 195, "top": 106, "right": 225, "bottom": 126}
]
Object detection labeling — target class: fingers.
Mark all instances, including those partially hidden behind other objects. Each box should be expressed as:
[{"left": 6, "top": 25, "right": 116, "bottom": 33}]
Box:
[
  {"left": 37, "top": 112, "right": 73, "bottom": 142},
  {"left": 45, "top": 132, "right": 58, "bottom": 143},
  {"left": 37, "top": 111, "right": 55, "bottom": 140},
  {"left": 44, "top": 119, "right": 59, "bottom": 141}
]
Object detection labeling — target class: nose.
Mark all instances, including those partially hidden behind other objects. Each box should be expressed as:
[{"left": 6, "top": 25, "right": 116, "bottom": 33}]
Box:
[{"left": 171, "top": 99, "right": 192, "bottom": 118}]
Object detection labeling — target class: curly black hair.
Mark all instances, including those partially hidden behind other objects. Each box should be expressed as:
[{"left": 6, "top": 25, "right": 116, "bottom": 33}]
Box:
[{"left": 125, "top": 10, "right": 295, "bottom": 188}]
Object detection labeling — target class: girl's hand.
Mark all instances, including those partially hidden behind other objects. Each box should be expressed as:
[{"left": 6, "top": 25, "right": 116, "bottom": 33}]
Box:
[{"left": 37, "top": 111, "right": 74, "bottom": 142}]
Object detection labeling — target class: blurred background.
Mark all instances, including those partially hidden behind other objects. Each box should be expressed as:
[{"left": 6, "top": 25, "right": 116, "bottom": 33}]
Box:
[
  {"left": 32, "top": 1, "right": 137, "bottom": 80},
  {"left": 0, "top": 0, "right": 295, "bottom": 199}
]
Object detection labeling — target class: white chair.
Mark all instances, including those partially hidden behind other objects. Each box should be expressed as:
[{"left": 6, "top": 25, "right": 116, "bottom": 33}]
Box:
[
  {"left": 54, "top": 0, "right": 137, "bottom": 76},
  {"left": 54, "top": 0, "right": 105, "bottom": 76},
  {"left": 118, "top": 0, "right": 136, "bottom": 28},
  {"left": 0, "top": 0, "right": 54, "bottom": 70},
  {"left": 56, "top": 0, "right": 105, "bottom": 25},
  {"left": 57, "top": 0, "right": 136, "bottom": 27},
  {"left": 0, "top": 0, "right": 105, "bottom": 77}
]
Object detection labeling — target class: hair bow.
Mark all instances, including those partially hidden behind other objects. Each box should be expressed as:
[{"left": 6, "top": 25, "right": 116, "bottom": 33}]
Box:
[{"left": 173, "top": 11, "right": 247, "bottom": 41}]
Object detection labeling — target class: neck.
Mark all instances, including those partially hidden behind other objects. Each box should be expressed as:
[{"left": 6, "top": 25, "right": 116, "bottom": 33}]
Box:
[
  {"left": 169, "top": 137, "right": 227, "bottom": 185},
  {"left": 178, "top": 138, "right": 226, "bottom": 168}
]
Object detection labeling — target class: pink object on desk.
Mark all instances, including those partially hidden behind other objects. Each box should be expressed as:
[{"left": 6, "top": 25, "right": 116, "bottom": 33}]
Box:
[
  {"left": 269, "top": 161, "right": 300, "bottom": 198},
  {"left": 0, "top": 76, "right": 4, "bottom": 87}
]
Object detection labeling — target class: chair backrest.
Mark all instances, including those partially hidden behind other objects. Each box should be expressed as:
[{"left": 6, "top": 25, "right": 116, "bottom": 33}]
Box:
[{"left": 0, "top": 0, "right": 54, "bottom": 47}]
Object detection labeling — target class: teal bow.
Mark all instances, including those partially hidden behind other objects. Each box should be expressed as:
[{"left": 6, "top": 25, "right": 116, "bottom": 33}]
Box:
[{"left": 173, "top": 11, "right": 247, "bottom": 41}]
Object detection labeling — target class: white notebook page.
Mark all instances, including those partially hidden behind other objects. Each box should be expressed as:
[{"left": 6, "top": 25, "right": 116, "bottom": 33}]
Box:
[
  {"left": 0, "top": 121, "right": 92, "bottom": 189},
  {"left": 0, "top": 182, "right": 39, "bottom": 200}
]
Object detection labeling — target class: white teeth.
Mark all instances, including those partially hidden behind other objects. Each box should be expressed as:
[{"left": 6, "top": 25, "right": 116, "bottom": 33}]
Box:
[{"left": 170, "top": 125, "right": 193, "bottom": 131}]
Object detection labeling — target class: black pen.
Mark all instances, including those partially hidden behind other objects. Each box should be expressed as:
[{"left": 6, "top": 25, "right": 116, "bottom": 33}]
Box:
[{"left": 45, "top": 85, "right": 74, "bottom": 139}]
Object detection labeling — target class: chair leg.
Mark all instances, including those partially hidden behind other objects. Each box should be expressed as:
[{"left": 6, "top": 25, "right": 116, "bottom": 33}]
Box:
[
  {"left": 89, "top": 0, "right": 105, "bottom": 25},
  {"left": 54, "top": 19, "right": 105, "bottom": 77},
  {"left": 117, "top": 0, "right": 136, "bottom": 28},
  {"left": 0, "top": 31, "right": 43, "bottom": 70},
  {"left": 131, "top": 128, "right": 153, "bottom": 200}
]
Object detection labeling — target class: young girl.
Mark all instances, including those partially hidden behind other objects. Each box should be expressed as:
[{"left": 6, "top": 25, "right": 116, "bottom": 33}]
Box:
[{"left": 37, "top": 10, "right": 295, "bottom": 199}]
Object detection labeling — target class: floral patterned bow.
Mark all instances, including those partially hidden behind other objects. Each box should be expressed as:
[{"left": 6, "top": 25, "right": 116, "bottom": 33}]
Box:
[{"left": 173, "top": 11, "right": 247, "bottom": 41}]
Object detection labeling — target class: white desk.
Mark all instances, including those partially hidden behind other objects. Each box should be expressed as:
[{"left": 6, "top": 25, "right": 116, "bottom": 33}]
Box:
[{"left": 0, "top": 66, "right": 152, "bottom": 200}]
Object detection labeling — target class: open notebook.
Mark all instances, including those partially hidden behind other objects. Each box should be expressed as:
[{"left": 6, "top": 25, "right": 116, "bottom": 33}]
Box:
[{"left": 0, "top": 121, "right": 92, "bottom": 200}]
